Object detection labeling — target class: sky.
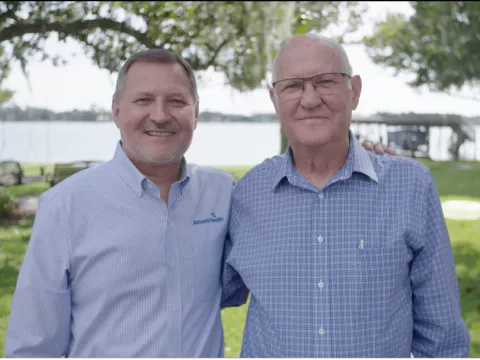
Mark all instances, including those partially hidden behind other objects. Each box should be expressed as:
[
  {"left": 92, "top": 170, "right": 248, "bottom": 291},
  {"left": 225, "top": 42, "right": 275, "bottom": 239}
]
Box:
[{"left": 3, "top": 1, "right": 480, "bottom": 117}]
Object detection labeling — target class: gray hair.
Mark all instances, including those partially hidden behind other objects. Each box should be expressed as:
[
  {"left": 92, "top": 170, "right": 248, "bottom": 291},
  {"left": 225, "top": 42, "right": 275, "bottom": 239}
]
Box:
[
  {"left": 113, "top": 48, "right": 199, "bottom": 102},
  {"left": 271, "top": 33, "right": 353, "bottom": 82}
]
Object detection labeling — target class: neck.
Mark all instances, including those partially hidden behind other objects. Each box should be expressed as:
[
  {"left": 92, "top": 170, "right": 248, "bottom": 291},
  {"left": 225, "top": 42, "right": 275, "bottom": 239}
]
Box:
[
  {"left": 136, "top": 160, "right": 183, "bottom": 188},
  {"left": 124, "top": 148, "right": 183, "bottom": 204},
  {"left": 291, "top": 135, "right": 350, "bottom": 189}
]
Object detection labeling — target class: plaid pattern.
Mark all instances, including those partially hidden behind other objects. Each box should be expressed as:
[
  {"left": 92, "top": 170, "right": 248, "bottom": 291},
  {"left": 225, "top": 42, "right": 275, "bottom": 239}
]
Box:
[{"left": 224, "top": 132, "right": 470, "bottom": 357}]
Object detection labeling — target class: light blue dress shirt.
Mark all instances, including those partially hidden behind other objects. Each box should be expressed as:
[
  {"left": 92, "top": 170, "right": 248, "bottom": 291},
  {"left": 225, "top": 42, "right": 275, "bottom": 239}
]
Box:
[
  {"left": 5, "top": 142, "right": 238, "bottom": 357},
  {"left": 223, "top": 132, "right": 470, "bottom": 357}
]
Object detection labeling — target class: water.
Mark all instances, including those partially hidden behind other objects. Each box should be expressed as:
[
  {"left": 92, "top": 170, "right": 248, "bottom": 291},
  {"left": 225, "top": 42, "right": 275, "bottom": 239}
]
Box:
[{"left": 0, "top": 121, "right": 479, "bottom": 166}]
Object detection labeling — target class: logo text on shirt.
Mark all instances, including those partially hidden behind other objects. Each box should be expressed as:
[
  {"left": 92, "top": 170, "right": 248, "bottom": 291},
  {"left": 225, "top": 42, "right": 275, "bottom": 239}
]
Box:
[{"left": 193, "top": 212, "right": 225, "bottom": 225}]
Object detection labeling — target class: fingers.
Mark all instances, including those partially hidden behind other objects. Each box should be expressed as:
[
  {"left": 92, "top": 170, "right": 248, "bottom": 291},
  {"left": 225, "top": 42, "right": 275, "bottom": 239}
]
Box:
[
  {"left": 362, "top": 140, "right": 397, "bottom": 156},
  {"left": 362, "top": 140, "right": 374, "bottom": 150},
  {"left": 374, "top": 144, "right": 385, "bottom": 154},
  {"left": 385, "top": 146, "right": 397, "bottom": 155}
]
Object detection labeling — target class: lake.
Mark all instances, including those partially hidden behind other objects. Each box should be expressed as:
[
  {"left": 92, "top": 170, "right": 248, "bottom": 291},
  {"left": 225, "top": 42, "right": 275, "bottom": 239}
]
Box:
[{"left": 0, "top": 121, "right": 479, "bottom": 166}]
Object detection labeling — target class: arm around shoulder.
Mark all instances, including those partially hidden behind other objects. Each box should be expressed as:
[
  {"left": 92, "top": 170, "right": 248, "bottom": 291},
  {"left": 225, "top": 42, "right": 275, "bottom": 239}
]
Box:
[
  {"left": 220, "top": 232, "right": 249, "bottom": 309},
  {"left": 4, "top": 197, "right": 72, "bottom": 357}
]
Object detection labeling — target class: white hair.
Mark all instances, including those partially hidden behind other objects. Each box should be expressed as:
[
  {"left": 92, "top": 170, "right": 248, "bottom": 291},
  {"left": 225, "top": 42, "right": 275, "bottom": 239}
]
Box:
[{"left": 271, "top": 33, "right": 353, "bottom": 83}]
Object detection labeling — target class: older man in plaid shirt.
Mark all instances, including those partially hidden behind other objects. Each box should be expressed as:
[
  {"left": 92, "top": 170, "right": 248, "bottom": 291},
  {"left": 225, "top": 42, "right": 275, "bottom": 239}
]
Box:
[{"left": 222, "top": 34, "right": 470, "bottom": 357}]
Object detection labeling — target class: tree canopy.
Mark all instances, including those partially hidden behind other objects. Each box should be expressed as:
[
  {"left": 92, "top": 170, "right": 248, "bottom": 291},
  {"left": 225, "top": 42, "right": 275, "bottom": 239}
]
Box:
[
  {"left": 364, "top": 2, "right": 480, "bottom": 96},
  {"left": 0, "top": 0, "right": 365, "bottom": 104}
]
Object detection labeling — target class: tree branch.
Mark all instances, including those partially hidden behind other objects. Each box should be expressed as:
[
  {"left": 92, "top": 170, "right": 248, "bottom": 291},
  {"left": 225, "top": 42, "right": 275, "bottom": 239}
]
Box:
[
  {"left": 0, "top": 10, "right": 16, "bottom": 25},
  {"left": 0, "top": 18, "right": 156, "bottom": 48},
  {"left": 206, "top": 37, "right": 230, "bottom": 68}
]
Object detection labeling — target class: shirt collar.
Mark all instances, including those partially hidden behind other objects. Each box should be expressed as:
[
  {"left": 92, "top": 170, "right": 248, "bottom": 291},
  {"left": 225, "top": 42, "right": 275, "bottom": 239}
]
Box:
[
  {"left": 270, "top": 147, "right": 296, "bottom": 190},
  {"left": 349, "top": 131, "right": 379, "bottom": 183},
  {"left": 111, "top": 141, "right": 191, "bottom": 197},
  {"left": 271, "top": 130, "right": 378, "bottom": 190}
]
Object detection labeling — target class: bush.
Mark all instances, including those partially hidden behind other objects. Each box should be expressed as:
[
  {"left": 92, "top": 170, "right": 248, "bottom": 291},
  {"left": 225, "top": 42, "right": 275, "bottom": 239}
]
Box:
[{"left": 0, "top": 186, "right": 15, "bottom": 219}]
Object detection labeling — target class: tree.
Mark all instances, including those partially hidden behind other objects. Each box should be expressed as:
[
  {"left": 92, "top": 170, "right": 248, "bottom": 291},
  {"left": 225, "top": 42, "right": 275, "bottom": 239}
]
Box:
[
  {"left": 0, "top": 43, "right": 12, "bottom": 104},
  {"left": 0, "top": 1, "right": 366, "bottom": 151},
  {"left": 0, "top": 88, "right": 13, "bottom": 104},
  {"left": 363, "top": 2, "right": 480, "bottom": 161},
  {"left": 363, "top": 2, "right": 480, "bottom": 98}
]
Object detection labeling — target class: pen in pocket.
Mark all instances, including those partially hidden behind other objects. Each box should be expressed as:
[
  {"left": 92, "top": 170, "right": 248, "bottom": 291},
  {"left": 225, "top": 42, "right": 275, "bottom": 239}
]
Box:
[
  {"left": 357, "top": 239, "right": 364, "bottom": 265},
  {"left": 359, "top": 239, "right": 364, "bottom": 250}
]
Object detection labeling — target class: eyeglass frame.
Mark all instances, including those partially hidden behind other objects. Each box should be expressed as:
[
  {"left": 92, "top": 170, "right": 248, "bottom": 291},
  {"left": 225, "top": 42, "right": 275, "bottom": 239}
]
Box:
[{"left": 271, "top": 72, "right": 352, "bottom": 94}]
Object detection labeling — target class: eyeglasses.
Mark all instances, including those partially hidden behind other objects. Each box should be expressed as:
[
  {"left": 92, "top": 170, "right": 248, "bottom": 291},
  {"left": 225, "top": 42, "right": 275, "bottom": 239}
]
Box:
[{"left": 272, "top": 72, "right": 351, "bottom": 98}]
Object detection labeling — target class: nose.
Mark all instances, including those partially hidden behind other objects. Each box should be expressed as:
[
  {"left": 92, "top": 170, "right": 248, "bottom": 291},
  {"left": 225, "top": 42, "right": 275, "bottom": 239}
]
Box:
[
  {"left": 299, "top": 81, "right": 323, "bottom": 110},
  {"left": 150, "top": 100, "right": 171, "bottom": 124}
]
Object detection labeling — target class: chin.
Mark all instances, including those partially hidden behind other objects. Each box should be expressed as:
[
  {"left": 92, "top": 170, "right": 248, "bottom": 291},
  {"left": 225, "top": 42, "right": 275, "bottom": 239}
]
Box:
[
  {"left": 293, "top": 129, "right": 334, "bottom": 147},
  {"left": 142, "top": 152, "right": 182, "bottom": 165},
  {"left": 138, "top": 143, "right": 184, "bottom": 162}
]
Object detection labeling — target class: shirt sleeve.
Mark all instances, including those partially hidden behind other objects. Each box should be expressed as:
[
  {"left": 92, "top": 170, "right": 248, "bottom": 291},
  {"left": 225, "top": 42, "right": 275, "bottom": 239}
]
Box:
[
  {"left": 410, "top": 172, "right": 470, "bottom": 357},
  {"left": 220, "top": 232, "right": 249, "bottom": 309},
  {"left": 4, "top": 197, "right": 72, "bottom": 357}
]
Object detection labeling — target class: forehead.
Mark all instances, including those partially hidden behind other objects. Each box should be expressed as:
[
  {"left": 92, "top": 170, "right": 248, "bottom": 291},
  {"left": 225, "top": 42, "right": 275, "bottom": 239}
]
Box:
[
  {"left": 124, "top": 61, "right": 191, "bottom": 94},
  {"left": 275, "top": 40, "right": 342, "bottom": 79}
]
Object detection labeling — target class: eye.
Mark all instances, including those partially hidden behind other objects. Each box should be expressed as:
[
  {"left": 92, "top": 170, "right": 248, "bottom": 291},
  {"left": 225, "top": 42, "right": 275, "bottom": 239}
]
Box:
[
  {"left": 135, "top": 98, "right": 151, "bottom": 104},
  {"left": 169, "top": 99, "right": 186, "bottom": 105},
  {"left": 282, "top": 83, "right": 302, "bottom": 92}
]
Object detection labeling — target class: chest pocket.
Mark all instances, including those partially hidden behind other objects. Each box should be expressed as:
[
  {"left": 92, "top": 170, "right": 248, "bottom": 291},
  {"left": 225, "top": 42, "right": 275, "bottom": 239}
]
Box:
[
  {"left": 354, "top": 243, "right": 411, "bottom": 315},
  {"left": 356, "top": 244, "right": 409, "bottom": 278}
]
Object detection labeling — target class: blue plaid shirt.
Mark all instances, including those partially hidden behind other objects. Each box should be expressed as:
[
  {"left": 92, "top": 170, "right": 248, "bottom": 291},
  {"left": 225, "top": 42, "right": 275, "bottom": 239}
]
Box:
[{"left": 223, "top": 132, "right": 470, "bottom": 357}]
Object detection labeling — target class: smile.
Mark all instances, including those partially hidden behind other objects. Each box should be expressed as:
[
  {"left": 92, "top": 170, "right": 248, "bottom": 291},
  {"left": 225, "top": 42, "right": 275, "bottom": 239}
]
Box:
[
  {"left": 298, "top": 117, "right": 328, "bottom": 122},
  {"left": 145, "top": 130, "right": 175, "bottom": 137}
]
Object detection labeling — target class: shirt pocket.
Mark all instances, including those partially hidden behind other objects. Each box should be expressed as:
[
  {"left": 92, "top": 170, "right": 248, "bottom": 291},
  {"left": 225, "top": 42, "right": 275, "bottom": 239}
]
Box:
[
  {"left": 352, "top": 244, "right": 411, "bottom": 327},
  {"left": 355, "top": 243, "right": 409, "bottom": 287}
]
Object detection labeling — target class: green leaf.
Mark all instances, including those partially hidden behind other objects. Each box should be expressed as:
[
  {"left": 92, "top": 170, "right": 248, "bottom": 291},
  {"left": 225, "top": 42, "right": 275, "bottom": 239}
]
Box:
[{"left": 365, "top": 2, "right": 480, "bottom": 92}]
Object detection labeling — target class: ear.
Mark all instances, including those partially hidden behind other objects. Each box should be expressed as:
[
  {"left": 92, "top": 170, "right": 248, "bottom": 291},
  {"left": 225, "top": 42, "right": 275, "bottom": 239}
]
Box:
[
  {"left": 112, "top": 100, "right": 121, "bottom": 129},
  {"left": 350, "top": 75, "right": 362, "bottom": 110},
  {"left": 269, "top": 87, "right": 279, "bottom": 114},
  {"left": 194, "top": 101, "right": 199, "bottom": 130}
]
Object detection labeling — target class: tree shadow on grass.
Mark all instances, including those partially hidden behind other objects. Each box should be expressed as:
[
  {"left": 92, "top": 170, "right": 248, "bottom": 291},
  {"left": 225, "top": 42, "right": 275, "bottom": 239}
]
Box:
[{"left": 452, "top": 241, "right": 480, "bottom": 357}]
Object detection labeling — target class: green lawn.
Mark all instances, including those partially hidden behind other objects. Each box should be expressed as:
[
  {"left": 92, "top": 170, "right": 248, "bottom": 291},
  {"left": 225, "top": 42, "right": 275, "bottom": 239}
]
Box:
[
  {"left": 20, "top": 163, "right": 54, "bottom": 177},
  {"left": 7, "top": 182, "right": 50, "bottom": 198},
  {"left": 1, "top": 160, "right": 479, "bottom": 357}
]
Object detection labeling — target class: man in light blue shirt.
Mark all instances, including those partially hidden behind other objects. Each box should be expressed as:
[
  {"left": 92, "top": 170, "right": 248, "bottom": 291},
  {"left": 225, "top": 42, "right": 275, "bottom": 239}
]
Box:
[
  {"left": 4, "top": 48, "right": 242, "bottom": 357},
  {"left": 4, "top": 47, "right": 391, "bottom": 357},
  {"left": 223, "top": 34, "right": 470, "bottom": 357}
]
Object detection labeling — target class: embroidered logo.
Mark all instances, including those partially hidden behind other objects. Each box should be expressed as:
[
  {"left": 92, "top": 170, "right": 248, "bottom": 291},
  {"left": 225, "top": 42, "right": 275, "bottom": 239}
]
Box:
[{"left": 193, "top": 212, "right": 225, "bottom": 225}]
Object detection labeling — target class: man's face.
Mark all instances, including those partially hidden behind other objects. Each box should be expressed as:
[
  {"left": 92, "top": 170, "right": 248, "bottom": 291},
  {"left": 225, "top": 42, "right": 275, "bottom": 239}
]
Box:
[
  {"left": 269, "top": 38, "right": 362, "bottom": 149},
  {"left": 112, "top": 61, "right": 199, "bottom": 166}
]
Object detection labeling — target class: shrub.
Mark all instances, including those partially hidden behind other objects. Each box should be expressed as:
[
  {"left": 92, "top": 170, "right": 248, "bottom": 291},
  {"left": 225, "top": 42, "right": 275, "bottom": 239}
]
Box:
[{"left": 0, "top": 186, "right": 15, "bottom": 220}]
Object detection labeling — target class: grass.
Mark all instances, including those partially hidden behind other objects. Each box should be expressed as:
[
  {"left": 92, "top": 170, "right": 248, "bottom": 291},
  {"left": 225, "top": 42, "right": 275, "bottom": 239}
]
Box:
[
  {"left": 1, "top": 160, "right": 479, "bottom": 357},
  {"left": 0, "top": 217, "right": 34, "bottom": 355},
  {"left": 20, "top": 163, "right": 54, "bottom": 178},
  {"left": 7, "top": 182, "right": 50, "bottom": 197}
]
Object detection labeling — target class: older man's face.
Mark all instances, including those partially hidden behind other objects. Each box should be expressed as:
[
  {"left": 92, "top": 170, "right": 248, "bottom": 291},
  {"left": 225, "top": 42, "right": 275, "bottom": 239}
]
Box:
[
  {"left": 112, "top": 61, "right": 198, "bottom": 166},
  {"left": 270, "top": 38, "right": 361, "bottom": 149}
]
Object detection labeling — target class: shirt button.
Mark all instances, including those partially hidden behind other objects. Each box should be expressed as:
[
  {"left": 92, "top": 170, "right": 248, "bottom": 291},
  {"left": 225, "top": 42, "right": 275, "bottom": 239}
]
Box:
[
  {"left": 317, "top": 281, "right": 324, "bottom": 289},
  {"left": 318, "top": 192, "right": 324, "bottom": 199},
  {"left": 317, "top": 236, "right": 324, "bottom": 243},
  {"left": 318, "top": 328, "right": 325, "bottom": 335}
]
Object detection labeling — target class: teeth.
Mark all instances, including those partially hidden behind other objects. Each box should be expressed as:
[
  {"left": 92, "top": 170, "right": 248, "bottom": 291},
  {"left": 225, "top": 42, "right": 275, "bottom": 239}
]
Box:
[{"left": 146, "top": 131, "right": 174, "bottom": 137}]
